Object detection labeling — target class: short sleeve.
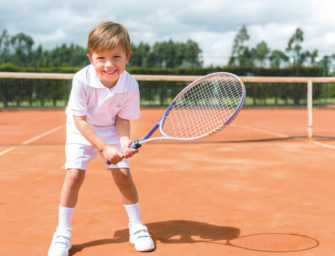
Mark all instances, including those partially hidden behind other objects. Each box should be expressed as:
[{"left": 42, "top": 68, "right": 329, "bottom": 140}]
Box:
[
  {"left": 66, "top": 73, "right": 88, "bottom": 116},
  {"left": 117, "top": 82, "right": 140, "bottom": 120}
]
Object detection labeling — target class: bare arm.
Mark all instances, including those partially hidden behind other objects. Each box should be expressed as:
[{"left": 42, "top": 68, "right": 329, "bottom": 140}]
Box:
[
  {"left": 73, "top": 115, "right": 123, "bottom": 164},
  {"left": 115, "top": 115, "right": 138, "bottom": 158}
]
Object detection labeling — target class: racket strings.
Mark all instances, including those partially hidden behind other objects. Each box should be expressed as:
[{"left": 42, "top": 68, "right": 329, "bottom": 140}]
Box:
[{"left": 162, "top": 74, "right": 244, "bottom": 138}]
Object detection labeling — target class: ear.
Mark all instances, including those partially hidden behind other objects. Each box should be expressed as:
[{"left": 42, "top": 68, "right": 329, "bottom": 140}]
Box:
[
  {"left": 87, "top": 54, "right": 92, "bottom": 63},
  {"left": 126, "top": 51, "right": 132, "bottom": 63}
]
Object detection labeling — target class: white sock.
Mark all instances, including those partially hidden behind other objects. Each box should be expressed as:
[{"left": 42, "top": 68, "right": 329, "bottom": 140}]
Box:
[
  {"left": 57, "top": 205, "right": 74, "bottom": 231},
  {"left": 123, "top": 202, "right": 142, "bottom": 226}
]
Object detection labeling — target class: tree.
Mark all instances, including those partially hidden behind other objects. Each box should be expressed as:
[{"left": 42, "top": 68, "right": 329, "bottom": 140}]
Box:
[
  {"left": 0, "top": 30, "right": 11, "bottom": 64},
  {"left": 130, "top": 42, "right": 153, "bottom": 67},
  {"left": 131, "top": 39, "right": 202, "bottom": 68},
  {"left": 181, "top": 39, "right": 202, "bottom": 67},
  {"left": 252, "top": 41, "right": 271, "bottom": 67},
  {"left": 228, "top": 25, "right": 251, "bottom": 67},
  {"left": 10, "top": 32, "right": 34, "bottom": 66},
  {"left": 319, "top": 55, "right": 332, "bottom": 76},
  {"left": 286, "top": 28, "right": 304, "bottom": 65},
  {"left": 285, "top": 27, "right": 319, "bottom": 68},
  {"left": 304, "top": 49, "right": 318, "bottom": 65},
  {"left": 269, "top": 50, "right": 289, "bottom": 68},
  {"left": 40, "top": 43, "right": 87, "bottom": 68}
]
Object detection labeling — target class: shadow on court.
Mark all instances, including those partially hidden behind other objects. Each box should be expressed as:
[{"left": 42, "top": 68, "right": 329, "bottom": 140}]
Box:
[{"left": 69, "top": 220, "right": 240, "bottom": 255}]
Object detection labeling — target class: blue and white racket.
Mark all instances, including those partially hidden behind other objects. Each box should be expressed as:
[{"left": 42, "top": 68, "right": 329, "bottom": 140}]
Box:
[{"left": 131, "top": 72, "right": 246, "bottom": 149}]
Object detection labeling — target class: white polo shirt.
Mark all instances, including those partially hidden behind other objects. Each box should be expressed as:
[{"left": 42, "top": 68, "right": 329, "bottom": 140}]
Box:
[{"left": 65, "top": 65, "right": 140, "bottom": 145}]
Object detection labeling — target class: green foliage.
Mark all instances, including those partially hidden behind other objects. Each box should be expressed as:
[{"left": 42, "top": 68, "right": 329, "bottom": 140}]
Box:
[
  {"left": 253, "top": 41, "right": 271, "bottom": 67},
  {"left": 269, "top": 50, "right": 289, "bottom": 68},
  {"left": 3, "top": 76, "right": 333, "bottom": 109},
  {"left": 1, "top": 28, "right": 334, "bottom": 110},
  {"left": 0, "top": 27, "right": 334, "bottom": 75},
  {"left": 0, "top": 78, "right": 72, "bottom": 107},
  {"left": 129, "top": 39, "right": 202, "bottom": 68},
  {"left": 0, "top": 30, "right": 89, "bottom": 69},
  {"left": 286, "top": 28, "right": 304, "bottom": 64},
  {"left": 229, "top": 25, "right": 250, "bottom": 66},
  {"left": 0, "top": 63, "right": 20, "bottom": 72},
  {"left": 127, "top": 65, "right": 322, "bottom": 77}
]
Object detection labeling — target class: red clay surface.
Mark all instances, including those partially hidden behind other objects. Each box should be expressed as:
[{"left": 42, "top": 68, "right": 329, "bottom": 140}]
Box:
[
  {"left": 1, "top": 108, "right": 334, "bottom": 145},
  {"left": 0, "top": 109, "right": 335, "bottom": 255}
]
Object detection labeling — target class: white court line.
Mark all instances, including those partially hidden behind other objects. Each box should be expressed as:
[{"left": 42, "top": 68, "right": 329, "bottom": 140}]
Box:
[
  {"left": 0, "top": 146, "right": 16, "bottom": 156},
  {"left": 234, "top": 124, "right": 335, "bottom": 149},
  {"left": 232, "top": 124, "right": 289, "bottom": 138},
  {"left": 21, "top": 125, "right": 64, "bottom": 145},
  {"left": 0, "top": 125, "right": 64, "bottom": 157},
  {"left": 311, "top": 140, "right": 335, "bottom": 149}
]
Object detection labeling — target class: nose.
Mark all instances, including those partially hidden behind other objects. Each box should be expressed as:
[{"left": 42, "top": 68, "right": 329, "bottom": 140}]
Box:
[{"left": 105, "top": 59, "right": 115, "bottom": 68}]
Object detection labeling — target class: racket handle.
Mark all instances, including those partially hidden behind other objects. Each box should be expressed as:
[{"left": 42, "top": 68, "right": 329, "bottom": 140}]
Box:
[
  {"left": 105, "top": 141, "right": 141, "bottom": 165},
  {"left": 130, "top": 140, "right": 142, "bottom": 149}
]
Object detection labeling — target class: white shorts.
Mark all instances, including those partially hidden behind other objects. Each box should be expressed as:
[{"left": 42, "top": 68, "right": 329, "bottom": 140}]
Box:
[{"left": 64, "top": 144, "right": 129, "bottom": 170}]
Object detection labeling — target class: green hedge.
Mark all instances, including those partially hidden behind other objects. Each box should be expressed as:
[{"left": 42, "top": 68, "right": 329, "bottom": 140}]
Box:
[
  {"left": 127, "top": 65, "right": 323, "bottom": 77},
  {"left": 0, "top": 63, "right": 81, "bottom": 73},
  {"left": 0, "top": 63, "right": 326, "bottom": 77},
  {"left": 1, "top": 77, "right": 333, "bottom": 108}
]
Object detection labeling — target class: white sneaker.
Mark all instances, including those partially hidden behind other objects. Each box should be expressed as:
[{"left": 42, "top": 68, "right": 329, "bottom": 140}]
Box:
[
  {"left": 48, "top": 228, "right": 72, "bottom": 256},
  {"left": 129, "top": 223, "right": 155, "bottom": 252}
]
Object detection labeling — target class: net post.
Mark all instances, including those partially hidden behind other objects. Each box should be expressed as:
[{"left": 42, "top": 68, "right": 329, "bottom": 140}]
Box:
[{"left": 307, "top": 79, "right": 313, "bottom": 139}]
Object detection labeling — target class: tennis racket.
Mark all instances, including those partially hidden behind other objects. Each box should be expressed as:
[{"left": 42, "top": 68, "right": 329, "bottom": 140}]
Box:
[
  {"left": 130, "top": 72, "right": 246, "bottom": 149},
  {"left": 106, "top": 72, "right": 245, "bottom": 164}
]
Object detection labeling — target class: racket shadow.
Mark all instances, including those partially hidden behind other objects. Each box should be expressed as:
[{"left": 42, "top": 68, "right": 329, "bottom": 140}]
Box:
[
  {"left": 205, "top": 232, "right": 319, "bottom": 253},
  {"left": 69, "top": 219, "right": 240, "bottom": 255},
  {"left": 145, "top": 220, "right": 240, "bottom": 244}
]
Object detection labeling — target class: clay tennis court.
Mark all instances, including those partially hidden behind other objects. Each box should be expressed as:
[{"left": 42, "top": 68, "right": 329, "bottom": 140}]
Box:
[{"left": 0, "top": 108, "right": 334, "bottom": 255}]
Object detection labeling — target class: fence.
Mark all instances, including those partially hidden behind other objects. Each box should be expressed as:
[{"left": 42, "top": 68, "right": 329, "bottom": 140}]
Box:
[{"left": 0, "top": 72, "right": 334, "bottom": 145}]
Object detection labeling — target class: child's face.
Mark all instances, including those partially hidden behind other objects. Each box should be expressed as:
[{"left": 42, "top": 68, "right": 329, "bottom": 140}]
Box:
[{"left": 88, "top": 44, "right": 131, "bottom": 88}]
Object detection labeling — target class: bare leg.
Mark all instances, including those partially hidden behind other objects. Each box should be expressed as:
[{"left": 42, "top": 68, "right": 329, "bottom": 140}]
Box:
[
  {"left": 110, "top": 168, "right": 155, "bottom": 251},
  {"left": 60, "top": 169, "right": 86, "bottom": 208},
  {"left": 110, "top": 168, "right": 138, "bottom": 204}
]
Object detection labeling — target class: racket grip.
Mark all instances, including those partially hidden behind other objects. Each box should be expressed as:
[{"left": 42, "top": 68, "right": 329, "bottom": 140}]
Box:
[
  {"left": 130, "top": 140, "right": 142, "bottom": 149},
  {"left": 105, "top": 141, "right": 141, "bottom": 165}
]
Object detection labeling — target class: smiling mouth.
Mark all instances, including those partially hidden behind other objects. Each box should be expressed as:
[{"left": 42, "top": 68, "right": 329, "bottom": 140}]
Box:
[{"left": 104, "top": 70, "right": 118, "bottom": 76}]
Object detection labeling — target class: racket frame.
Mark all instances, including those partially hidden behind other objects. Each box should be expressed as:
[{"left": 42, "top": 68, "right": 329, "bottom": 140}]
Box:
[{"left": 131, "top": 72, "right": 246, "bottom": 148}]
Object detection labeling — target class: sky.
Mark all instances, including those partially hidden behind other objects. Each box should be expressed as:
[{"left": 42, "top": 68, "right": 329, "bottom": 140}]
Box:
[{"left": 1, "top": 0, "right": 335, "bottom": 66}]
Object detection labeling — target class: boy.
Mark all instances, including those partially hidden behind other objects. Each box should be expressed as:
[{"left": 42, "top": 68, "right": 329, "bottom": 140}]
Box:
[{"left": 48, "top": 21, "right": 155, "bottom": 256}]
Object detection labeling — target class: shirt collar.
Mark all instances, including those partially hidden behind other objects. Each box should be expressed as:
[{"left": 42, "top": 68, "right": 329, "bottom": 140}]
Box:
[{"left": 88, "top": 64, "right": 128, "bottom": 93}]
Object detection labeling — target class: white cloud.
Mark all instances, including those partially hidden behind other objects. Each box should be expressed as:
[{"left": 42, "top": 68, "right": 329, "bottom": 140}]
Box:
[
  {"left": 34, "top": 29, "right": 66, "bottom": 46},
  {"left": 1, "top": 0, "right": 335, "bottom": 66}
]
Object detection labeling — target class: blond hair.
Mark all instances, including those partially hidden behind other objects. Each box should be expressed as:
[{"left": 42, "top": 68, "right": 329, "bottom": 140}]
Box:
[{"left": 87, "top": 21, "right": 130, "bottom": 57}]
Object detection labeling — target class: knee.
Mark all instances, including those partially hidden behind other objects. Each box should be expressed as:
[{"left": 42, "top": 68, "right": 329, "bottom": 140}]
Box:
[
  {"left": 65, "top": 170, "right": 85, "bottom": 190},
  {"left": 114, "top": 170, "right": 132, "bottom": 188}
]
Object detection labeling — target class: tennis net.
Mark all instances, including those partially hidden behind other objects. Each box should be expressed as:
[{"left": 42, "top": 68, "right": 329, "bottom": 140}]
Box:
[{"left": 0, "top": 72, "right": 334, "bottom": 145}]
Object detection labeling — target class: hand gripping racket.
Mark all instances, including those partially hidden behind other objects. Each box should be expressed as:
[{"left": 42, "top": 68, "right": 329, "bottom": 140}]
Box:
[{"left": 130, "top": 72, "right": 246, "bottom": 149}]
